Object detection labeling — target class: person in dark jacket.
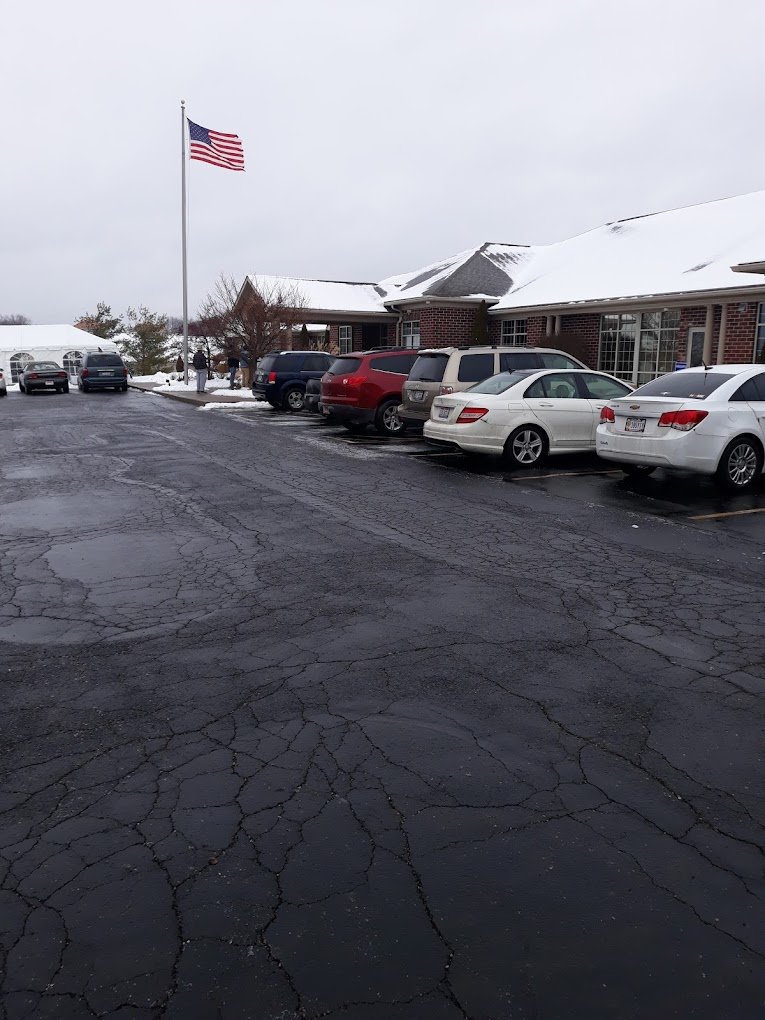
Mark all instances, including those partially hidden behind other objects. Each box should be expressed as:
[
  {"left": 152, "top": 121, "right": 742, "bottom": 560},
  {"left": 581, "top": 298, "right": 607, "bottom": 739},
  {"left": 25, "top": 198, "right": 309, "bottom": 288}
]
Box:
[
  {"left": 192, "top": 347, "right": 208, "bottom": 393},
  {"left": 227, "top": 352, "right": 240, "bottom": 388}
]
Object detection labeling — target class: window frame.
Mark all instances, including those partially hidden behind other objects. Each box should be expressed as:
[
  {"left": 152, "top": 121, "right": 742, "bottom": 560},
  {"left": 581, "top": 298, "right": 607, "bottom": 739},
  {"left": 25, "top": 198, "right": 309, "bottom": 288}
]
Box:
[
  {"left": 338, "top": 325, "right": 352, "bottom": 355},
  {"left": 401, "top": 320, "right": 421, "bottom": 349},
  {"left": 500, "top": 318, "right": 528, "bottom": 347}
]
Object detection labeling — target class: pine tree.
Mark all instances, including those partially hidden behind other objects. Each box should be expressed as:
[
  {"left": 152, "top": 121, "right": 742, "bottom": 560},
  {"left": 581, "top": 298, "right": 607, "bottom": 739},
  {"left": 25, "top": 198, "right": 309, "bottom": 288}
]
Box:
[{"left": 117, "top": 307, "right": 170, "bottom": 375}]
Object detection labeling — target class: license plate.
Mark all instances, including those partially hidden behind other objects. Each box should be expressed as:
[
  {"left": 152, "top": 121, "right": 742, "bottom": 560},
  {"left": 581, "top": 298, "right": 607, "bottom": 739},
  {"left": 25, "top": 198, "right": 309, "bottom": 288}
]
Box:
[
  {"left": 411, "top": 390, "right": 425, "bottom": 401},
  {"left": 45, "top": 381, "right": 54, "bottom": 387},
  {"left": 98, "top": 371, "right": 112, "bottom": 376},
  {"left": 625, "top": 417, "right": 646, "bottom": 433},
  {"left": 437, "top": 407, "right": 450, "bottom": 420}
]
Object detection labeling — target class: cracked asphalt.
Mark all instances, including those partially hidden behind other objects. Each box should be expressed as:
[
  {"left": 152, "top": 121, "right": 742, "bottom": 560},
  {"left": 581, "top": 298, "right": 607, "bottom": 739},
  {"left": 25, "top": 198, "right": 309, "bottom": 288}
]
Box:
[{"left": 0, "top": 389, "right": 763, "bottom": 1019}]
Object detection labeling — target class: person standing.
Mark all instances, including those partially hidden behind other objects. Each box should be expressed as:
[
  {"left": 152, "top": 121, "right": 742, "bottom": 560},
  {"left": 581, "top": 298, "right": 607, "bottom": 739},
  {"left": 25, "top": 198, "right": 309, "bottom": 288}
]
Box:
[
  {"left": 192, "top": 346, "right": 208, "bottom": 393},
  {"left": 227, "top": 351, "right": 240, "bottom": 388}
]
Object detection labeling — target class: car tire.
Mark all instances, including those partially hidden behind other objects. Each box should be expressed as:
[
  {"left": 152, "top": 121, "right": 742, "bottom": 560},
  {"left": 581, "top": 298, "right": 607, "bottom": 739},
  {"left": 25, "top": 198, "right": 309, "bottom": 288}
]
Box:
[
  {"left": 63, "top": 383, "right": 69, "bottom": 393},
  {"left": 0, "top": 389, "right": 6, "bottom": 397},
  {"left": 19, "top": 381, "right": 25, "bottom": 393},
  {"left": 343, "top": 422, "right": 367, "bottom": 434},
  {"left": 716, "top": 436, "right": 763, "bottom": 492},
  {"left": 503, "top": 425, "right": 548, "bottom": 469},
  {"left": 375, "top": 399, "right": 406, "bottom": 436},
  {"left": 282, "top": 386, "right": 305, "bottom": 412},
  {"left": 82, "top": 383, "right": 90, "bottom": 393},
  {"left": 120, "top": 383, "right": 128, "bottom": 392},
  {"left": 621, "top": 464, "right": 656, "bottom": 477}
]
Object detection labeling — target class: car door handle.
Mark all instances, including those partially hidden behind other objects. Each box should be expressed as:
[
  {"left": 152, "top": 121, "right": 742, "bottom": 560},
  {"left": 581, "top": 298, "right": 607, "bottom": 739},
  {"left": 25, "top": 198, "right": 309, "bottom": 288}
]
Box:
[{"left": 539, "top": 401, "right": 554, "bottom": 407}]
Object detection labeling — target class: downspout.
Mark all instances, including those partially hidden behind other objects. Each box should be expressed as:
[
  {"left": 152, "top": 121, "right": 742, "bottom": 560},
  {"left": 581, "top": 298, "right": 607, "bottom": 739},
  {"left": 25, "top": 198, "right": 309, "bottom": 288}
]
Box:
[
  {"left": 702, "top": 304, "right": 714, "bottom": 364},
  {"left": 716, "top": 303, "right": 727, "bottom": 364}
]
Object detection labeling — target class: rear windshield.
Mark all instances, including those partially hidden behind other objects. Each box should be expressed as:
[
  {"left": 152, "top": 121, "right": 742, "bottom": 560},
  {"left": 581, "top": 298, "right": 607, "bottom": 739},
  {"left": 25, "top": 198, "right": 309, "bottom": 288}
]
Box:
[
  {"left": 29, "top": 362, "right": 61, "bottom": 370},
  {"left": 468, "top": 370, "right": 536, "bottom": 394},
  {"left": 258, "top": 355, "right": 277, "bottom": 373},
  {"left": 86, "top": 354, "right": 123, "bottom": 367},
  {"left": 630, "top": 372, "right": 733, "bottom": 399},
  {"left": 328, "top": 356, "right": 362, "bottom": 375},
  {"left": 409, "top": 353, "right": 449, "bottom": 382}
]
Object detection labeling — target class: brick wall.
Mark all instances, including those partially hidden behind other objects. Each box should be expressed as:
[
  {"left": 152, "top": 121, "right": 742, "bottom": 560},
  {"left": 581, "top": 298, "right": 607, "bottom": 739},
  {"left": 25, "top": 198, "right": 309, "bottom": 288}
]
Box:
[
  {"left": 723, "top": 302, "right": 758, "bottom": 362},
  {"left": 556, "top": 315, "right": 600, "bottom": 367}
]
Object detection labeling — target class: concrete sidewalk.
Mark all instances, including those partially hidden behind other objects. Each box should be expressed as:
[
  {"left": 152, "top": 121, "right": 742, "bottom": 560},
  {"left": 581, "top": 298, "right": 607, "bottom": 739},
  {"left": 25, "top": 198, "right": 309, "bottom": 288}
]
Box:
[{"left": 128, "top": 380, "right": 261, "bottom": 408}]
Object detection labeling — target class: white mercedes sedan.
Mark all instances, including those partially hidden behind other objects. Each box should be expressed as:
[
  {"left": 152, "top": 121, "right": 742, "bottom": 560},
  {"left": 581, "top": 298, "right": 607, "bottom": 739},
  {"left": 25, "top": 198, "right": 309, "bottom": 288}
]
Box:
[
  {"left": 423, "top": 369, "right": 633, "bottom": 468},
  {"left": 596, "top": 364, "right": 765, "bottom": 491}
]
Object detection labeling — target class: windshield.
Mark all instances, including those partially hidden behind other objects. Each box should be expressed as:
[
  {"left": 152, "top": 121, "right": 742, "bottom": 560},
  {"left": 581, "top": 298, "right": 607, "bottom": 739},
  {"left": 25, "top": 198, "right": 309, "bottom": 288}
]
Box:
[
  {"left": 86, "top": 354, "right": 123, "bottom": 367},
  {"left": 467, "top": 370, "right": 536, "bottom": 395},
  {"left": 28, "top": 362, "right": 61, "bottom": 370},
  {"left": 409, "top": 353, "right": 448, "bottom": 383},
  {"left": 630, "top": 372, "right": 734, "bottom": 399},
  {"left": 327, "top": 357, "right": 361, "bottom": 376}
]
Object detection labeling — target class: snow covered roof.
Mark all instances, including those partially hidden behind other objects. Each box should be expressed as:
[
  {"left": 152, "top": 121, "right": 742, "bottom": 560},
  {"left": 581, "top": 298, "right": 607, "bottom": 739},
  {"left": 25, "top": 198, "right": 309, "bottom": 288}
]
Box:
[
  {"left": 0, "top": 324, "right": 112, "bottom": 353},
  {"left": 379, "top": 242, "right": 530, "bottom": 303},
  {"left": 492, "top": 190, "right": 765, "bottom": 312},
  {"left": 243, "top": 275, "right": 389, "bottom": 316}
]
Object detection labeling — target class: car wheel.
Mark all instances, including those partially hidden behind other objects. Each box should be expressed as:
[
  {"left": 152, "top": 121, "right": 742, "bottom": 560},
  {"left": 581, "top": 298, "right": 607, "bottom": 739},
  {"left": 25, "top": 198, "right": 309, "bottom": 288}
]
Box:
[
  {"left": 63, "top": 383, "right": 69, "bottom": 393},
  {"left": 621, "top": 464, "right": 656, "bottom": 477},
  {"left": 375, "top": 399, "right": 406, "bottom": 436},
  {"left": 504, "top": 425, "right": 547, "bottom": 469},
  {"left": 121, "top": 383, "right": 128, "bottom": 392},
  {"left": 343, "top": 422, "right": 367, "bottom": 434},
  {"left": 716, "top": 437, "right": 763, "bottom": 491},
  {"left": 19, "top": 381, "right": 25, "bottom": 393},
  {"left": 282, "top": 386, "right": 305, "bottom": 412},
  {"left": 82, "top": 383, "right": 90, "bottom": 393},
  {"left": 0, "top": 389, "right": 6, "bottom": 397}
]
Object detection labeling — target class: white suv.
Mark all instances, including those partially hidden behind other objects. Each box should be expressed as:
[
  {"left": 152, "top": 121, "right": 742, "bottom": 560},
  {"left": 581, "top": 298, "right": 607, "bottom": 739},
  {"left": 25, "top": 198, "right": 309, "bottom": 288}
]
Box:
[{"left": 399, "top": 346, "right": 587, "bottom": 426}]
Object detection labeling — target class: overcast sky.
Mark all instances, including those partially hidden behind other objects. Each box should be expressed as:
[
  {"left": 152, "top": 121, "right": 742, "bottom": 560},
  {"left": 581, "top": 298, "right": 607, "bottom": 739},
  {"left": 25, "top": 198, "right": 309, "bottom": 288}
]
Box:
[{"left": 4, "top": 0, "right": 765, "bottom": 324}]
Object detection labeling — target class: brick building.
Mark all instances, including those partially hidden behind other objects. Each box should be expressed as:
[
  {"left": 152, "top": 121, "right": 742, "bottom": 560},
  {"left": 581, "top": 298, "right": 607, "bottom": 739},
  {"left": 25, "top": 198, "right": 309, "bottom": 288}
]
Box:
[{"left": 235, "top": 191, "right": 765, "bottom": 384}]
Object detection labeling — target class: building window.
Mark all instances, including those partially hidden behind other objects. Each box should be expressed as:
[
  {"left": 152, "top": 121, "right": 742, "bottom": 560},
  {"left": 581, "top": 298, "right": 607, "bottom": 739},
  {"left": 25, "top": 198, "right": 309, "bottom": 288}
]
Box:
[
  {"left": 598, "top": 311, "right": 680, "bottom": 384},
  {"left": 402, "top": 321, "right": 420, "bottom": 348},
  {"left": 10, "top": 352, "right": 33, "bottom": 384},
  {"left": 339, "top": 325, "right": 352, "bottom": 355},
  {"left": 501, "top": 319, "right": 527, "bottom": 346},
  {"left": 63, "top": 350, "right": 83, "bottom": 378},
  {"left": 755, "top": 304, "right": 765, "bottom": 363}
]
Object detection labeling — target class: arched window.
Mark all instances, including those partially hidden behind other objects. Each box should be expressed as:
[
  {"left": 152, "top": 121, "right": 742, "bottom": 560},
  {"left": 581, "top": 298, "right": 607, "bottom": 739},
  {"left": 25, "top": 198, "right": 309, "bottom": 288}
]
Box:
[
  {"left": 63, "top": 350, "right": 83, "bottom": 378},
  {"left": 10, "top": 352, "right": 33, "bottom": 384}
]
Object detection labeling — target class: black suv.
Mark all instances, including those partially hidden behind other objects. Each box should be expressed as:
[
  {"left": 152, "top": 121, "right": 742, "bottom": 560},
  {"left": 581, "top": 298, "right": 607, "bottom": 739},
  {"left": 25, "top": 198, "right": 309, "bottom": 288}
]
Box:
[
  {"left": 77, "top": 351, "right": 129, "bottom": 392},
  {"left": 252, "top": 350, "right": 333, "bottom": 411}
]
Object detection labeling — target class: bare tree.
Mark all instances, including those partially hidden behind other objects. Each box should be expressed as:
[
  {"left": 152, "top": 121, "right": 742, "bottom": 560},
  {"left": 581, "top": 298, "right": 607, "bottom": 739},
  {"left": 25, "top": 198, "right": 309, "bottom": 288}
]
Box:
[
  {"left": 197, "top": 273, "right": 307, "bottom": 384},
  {"left": 0, "top": 314, "right": 31, "bottom": 325}
]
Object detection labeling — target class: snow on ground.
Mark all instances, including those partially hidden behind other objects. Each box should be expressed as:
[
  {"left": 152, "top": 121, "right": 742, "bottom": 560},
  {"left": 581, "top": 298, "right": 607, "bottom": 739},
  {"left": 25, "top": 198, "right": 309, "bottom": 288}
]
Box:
[{"left": 199, "top": 401, "right": 273, "bottom": 412}]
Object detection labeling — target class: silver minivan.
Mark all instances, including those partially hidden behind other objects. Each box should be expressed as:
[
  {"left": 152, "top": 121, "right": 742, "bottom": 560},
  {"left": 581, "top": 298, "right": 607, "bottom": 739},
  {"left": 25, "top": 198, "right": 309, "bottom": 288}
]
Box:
[{"left": 399, "top": 346, "right": 588, "bottom": 426}]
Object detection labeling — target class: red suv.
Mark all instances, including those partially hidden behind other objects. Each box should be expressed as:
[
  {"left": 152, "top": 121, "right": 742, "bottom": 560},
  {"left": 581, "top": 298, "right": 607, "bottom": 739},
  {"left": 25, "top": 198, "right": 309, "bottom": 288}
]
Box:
[{"left": 320, "top": 349, "right": 420, "bottom": 435}]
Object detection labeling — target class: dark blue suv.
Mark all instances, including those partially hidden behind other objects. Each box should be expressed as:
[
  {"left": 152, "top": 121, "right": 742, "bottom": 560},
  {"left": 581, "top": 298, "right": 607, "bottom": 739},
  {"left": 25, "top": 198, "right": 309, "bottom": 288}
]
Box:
[{"left": 252, "top": 350, "right": 333, "bottom": 411}]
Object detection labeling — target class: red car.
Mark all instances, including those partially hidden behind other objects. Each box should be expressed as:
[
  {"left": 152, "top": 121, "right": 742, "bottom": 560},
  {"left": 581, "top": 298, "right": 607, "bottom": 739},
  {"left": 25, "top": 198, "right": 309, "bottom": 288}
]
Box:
[{"left": 320, "top": 348, "right": 420, "bottom": 435}]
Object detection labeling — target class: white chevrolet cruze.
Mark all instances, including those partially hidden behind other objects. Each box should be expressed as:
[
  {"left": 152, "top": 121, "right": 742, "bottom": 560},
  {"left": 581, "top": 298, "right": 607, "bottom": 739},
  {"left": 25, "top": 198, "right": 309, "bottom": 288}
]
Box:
[
  {"left": 596, "top": 364, "right": 765, "bottom": 491},
  {"left": 423, "top": 368, "right": 633, "bottom": 468}
]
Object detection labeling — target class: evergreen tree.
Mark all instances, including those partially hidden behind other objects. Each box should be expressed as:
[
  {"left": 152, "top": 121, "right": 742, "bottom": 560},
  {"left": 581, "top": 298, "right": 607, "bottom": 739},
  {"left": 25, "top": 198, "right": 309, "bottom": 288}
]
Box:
[
  {"left": 74, "top": 302, "right": 122, "bottom": 339},
  {"left": 300, "top": 323, "right": 309, "bottom": 349},
  {"left": 117, "top": 306, "right": 170, "bottom": 375},
  {"left": 472, "top": 300, "right": 489, "bottom": 344}
]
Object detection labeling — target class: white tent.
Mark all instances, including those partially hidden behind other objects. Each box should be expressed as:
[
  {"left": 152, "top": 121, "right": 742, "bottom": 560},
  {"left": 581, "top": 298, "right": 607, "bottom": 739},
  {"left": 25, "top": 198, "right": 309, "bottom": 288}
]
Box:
[{"left": 0, "top": 325, "right": 118, "bottom": 383}]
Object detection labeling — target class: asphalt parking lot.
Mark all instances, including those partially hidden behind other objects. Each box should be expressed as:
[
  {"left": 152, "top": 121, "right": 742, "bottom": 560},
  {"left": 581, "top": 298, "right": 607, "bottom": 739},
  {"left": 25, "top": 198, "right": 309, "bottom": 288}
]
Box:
[
  {"left": 230, "top": 404, "right": 765, "bottom": 541},
  {"left": 1, "top": 389, "right": 764, "bottom": 1019}
]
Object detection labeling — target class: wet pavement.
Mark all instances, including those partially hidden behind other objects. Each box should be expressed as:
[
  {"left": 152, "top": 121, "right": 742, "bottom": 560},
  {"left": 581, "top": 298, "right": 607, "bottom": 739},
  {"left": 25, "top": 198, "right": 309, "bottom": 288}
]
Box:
[{"left": 0, "top": 388, "right": 764, "bottom": 1019}]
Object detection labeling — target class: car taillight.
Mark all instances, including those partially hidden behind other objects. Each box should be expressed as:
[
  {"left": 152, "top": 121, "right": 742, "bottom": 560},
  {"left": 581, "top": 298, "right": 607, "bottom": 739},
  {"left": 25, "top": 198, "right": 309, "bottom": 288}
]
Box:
[
  {"left": 344, "top": 374, "right": 365, "bottom": 386},
  {"left": 600, "top": 406, "right": 615, "bottom": 423},
  {"left": 439, "top": 384, "right": 454, "bottom": 394},
  {"left": 81, "top": 368, "right": 89, "bottom": 378},
  {"left": 456, "top": 406, "right": 489, "bottom": 424},
  {"left": 658, "top": 409, "right": 708, "bottom": 431},
  {"left": 27, "top": 373, "right": 38, "bottom": 380},
  {"left": 122, "top": 367, "right": 128, "bottom": 377},
  {"left": 268, "top": 371, "right": 277, "bottom": 383},
  {"left": 58, "top": 372, "right": 67, "bottom": 378}
]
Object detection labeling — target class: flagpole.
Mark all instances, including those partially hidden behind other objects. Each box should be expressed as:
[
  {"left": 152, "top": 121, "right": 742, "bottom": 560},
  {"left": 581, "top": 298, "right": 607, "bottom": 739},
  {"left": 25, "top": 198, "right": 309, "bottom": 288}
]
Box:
[{"left": 181, "top": 99, "right": 189, "bottom": 385}]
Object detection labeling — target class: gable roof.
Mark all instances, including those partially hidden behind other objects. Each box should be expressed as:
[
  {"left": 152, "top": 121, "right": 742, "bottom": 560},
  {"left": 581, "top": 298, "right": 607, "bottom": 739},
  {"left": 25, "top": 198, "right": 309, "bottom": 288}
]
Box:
[
  {"left": 242, "top": 274, "right": 389, "bottom": 316},
  {"left": 492, "top": 190, "right": 765, "bottom": 312}
]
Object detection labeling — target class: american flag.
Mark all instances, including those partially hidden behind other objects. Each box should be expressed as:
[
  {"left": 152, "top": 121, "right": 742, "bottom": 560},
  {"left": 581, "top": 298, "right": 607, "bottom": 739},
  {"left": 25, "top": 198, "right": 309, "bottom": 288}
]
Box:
[{"left": 187, "top": 119, "right": 245, "bottom": 172}]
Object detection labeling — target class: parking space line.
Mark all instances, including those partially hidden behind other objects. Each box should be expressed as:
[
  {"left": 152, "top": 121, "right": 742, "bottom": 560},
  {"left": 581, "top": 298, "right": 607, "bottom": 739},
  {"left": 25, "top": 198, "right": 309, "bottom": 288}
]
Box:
[{"left": 688, "top": 507, "right": 765, "bottom": 521}]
